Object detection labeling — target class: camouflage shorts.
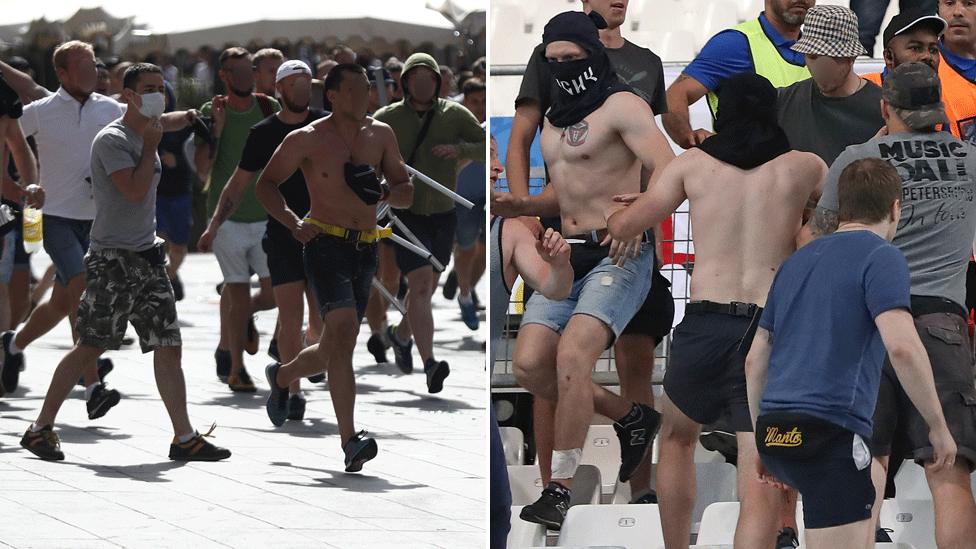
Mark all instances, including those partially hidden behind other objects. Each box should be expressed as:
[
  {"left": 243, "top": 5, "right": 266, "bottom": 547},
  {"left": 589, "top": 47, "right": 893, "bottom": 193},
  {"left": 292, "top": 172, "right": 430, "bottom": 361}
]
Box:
[{"left": 77, "top": 247, "right": 181, "bottom": 352}]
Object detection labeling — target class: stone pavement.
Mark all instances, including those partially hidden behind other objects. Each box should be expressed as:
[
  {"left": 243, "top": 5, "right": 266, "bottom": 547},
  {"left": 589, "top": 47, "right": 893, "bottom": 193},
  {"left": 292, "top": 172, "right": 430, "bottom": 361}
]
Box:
[{"left": 0, "top": 252, "right": 487, "bottom": 548}]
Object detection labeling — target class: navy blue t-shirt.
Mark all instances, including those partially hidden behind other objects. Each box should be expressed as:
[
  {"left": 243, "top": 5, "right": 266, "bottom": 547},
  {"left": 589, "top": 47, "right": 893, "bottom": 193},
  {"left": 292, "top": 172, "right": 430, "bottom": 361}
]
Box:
[
  {"left": 758, "top": 231, "right": 911, "bottom": 439},
  {"left": 682, "top": 12, "right": 806, "bottom": 92},
  {"left": 940, "top": 41, "right": 976, "bottom": 82}
]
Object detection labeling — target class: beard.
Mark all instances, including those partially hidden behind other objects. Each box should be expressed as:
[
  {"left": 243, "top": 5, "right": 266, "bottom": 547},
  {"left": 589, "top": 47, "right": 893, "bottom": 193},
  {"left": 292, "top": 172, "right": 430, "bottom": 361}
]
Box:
[
  {"left": 229, "top": 84, "right": 253, "bottom": 98},
  {"left": 281, "top": 95, "right": 309, "bottom": 114},
  {"left": 779, "top": 2, "right": 808, "bottom": 26}
]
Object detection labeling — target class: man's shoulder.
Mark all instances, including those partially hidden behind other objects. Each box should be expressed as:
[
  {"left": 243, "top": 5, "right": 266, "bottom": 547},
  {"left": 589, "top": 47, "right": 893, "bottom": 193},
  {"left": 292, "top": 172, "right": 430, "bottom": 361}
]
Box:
[
  {"left": 618, "top": 40, "right": 664, "bottom": 65},
  {"left": 777, "top": 77, "right": 813, "bottom": 102},
  {"left": 373, "top": 102, "right": 405, "bottom": 121},
  {"left": 92, "top": 121, "right": 130, "bottom": 150}
]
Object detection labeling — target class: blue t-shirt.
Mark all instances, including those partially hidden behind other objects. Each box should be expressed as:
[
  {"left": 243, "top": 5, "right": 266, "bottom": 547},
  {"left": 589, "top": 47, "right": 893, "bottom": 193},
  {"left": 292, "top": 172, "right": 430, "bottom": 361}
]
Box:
[
  {"left": 683, "top": 12, "right": 806, "bottom": 91},
  {"left": 758, "top": 231, "right": 911, "bottom": 439},
  {"left": 940, "top": 41, "right": 976, "bottom": 82}
]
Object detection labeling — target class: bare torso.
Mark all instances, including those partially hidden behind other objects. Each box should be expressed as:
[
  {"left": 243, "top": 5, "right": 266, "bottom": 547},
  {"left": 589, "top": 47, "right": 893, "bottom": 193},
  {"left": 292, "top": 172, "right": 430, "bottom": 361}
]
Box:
[{"left": 680, "top": 149, "right": 824, "bottom": 306}]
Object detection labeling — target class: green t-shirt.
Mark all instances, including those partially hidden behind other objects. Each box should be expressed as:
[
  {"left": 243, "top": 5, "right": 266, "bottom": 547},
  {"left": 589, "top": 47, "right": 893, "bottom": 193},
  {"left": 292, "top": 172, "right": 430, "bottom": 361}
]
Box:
[{"left": 199, "top": 96, "right": 280, "bottom": 223}]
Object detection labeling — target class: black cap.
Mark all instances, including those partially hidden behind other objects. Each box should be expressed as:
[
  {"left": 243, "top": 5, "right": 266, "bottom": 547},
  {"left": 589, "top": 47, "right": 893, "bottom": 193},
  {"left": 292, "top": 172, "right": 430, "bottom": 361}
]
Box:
[
  {"left": 542, "top": 11, "right": 607, "bottom": 55},
  {"left": 882, "top": 12, "right": 947, "bottom": 48}
]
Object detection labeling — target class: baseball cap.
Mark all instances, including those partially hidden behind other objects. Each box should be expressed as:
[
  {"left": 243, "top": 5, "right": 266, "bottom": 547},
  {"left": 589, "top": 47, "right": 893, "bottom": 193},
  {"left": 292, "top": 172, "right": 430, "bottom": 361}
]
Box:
[
  {"left": 882, "top": 62, "right": 949, "bottom": 130},
  {"left": 792, "top": 5, "right": 867, "bottom": 58},
  {"left": 882, "top": 12, "right": 947, "bottom": 48},
  {"left": 275, "top": 60, "right": 312, "bottom": 83}
]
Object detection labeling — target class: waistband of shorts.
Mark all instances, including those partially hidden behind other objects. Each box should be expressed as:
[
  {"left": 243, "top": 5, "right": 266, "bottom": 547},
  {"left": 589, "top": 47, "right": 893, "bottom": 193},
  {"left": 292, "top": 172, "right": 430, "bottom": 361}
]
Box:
[
  {"left": 687, "top": 300, "right": 763, "bottom": 318},
  {"left": 564, "top": 228, "right": 653, "bottom": 244},
  {"left": 910, "top": 295, "right": 967, "bottom": 320},
  {"left": 303, "top": 217, "right": 392, "bottom": 243}
]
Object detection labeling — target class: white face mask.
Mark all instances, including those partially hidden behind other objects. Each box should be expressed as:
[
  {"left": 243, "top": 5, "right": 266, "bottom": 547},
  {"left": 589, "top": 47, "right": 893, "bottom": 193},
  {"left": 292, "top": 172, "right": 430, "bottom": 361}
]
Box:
[{"left": 138, "top": 92, "right": 165, "bottom": 118}]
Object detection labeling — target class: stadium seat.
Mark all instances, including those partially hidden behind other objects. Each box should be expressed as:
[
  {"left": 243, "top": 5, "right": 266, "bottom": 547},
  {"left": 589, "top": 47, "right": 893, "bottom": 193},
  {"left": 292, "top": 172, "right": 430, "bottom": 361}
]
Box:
[
  {"left": 611, "top": 462, "right": 737, "bottom": 530},
  {"left": 622, "top": 30, "right": 697, "bottom": 64},
  {"left": 507, "top": 464, "right": 602, "bottom": 507},
  {"left": 508, "top": 505, "right": 547, "bottom": 547},
  {"left": 878, "top": 499, "right": 936, "bottom": 549},
  {"left": 874, "top": 544, "right": 918, "bottom": 549},
  {"left": 490, "top": 4, "right": 536, "bottom": 65},
  {"left": 501, "top": 426, "right": 525, "bottom": 465},
  {"left": 559, "top": 503, "right": 666, "bottom": 548},
  {"left": 580, "top": 424, "right": 622, "bottom": 496},
  {"left": 893, "top": 461, "right": 930, "bottom": 501},
  {"left": 696, "top": 502, "right": 740, "bottom": 545},
  {"left": 490, "top": 76, "right": 524, "bottom": 118},
  {"left": 524, "top": 0, "right": 580, "bottom": 33},
  {"left": 636, "top": 0, "right": 699, "bottom": 34}
]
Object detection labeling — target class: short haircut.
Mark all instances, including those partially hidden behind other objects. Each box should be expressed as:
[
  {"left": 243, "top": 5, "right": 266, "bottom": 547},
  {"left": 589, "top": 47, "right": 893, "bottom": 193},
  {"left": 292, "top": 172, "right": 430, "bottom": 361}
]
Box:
[
  {"left": 384, "top": 58, "right": 403, "bottom": 73},
  {"left": 324, "top": 63, "right": 366, "bottom": 94},
  {"left": 837, "top": 158, "right": 903, "bottom": 224},
  {"left": 252, "top": 48, "right": 284, "bottom": 66},
  {"left": 52, "top": 40, "right": 94, "bottom": 70},
  {"left": 122, "top": 63, "right": 163, "bottom": 91},
  {"left": 219, "top": 47, "right": 251, "bottom": 69},
  {"left": 462, "top": 78, "right": 485, "bottom": 96}
]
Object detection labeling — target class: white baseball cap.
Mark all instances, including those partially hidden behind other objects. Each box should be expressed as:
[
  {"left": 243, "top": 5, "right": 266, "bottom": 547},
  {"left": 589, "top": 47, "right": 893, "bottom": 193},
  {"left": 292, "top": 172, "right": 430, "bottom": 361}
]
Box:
[{"left": 275, "top": 60, "right": 312, "bottom": 83}]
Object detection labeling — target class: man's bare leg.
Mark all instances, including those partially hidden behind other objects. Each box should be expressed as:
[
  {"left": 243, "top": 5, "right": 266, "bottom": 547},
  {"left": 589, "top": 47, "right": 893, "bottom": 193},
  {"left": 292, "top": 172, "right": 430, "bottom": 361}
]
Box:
[
  {"left": 365, "top": 244, "right": 399, "bottom": 337},
  {"left": 305, "top": 286, "right": 323, "bottom": 341},
  {"left": 870, "top": 456, "right": 890, "bottom": 546},
  {"left": 455, "top": 241, "right": 485, "bottom": 299},
  {"left": 804, "top": 519, "right": 873, "bottom": 549},
  {"left": 225, "top": 283, "right": 251, "bottom": 380},
  {"left": 153, "top": 346, "right": 193, "bottom": 437},
  {"left": 274, "top": 281, "right": 306, "bottom": 394},
  {"left": 218, "top": 286, "right": 230, "bottom": 351},
  {"left": 165, "top": 242, "right": 187, "bottom": 281},
  {"left": 927, "top": 459, "right": 976, "bottom": 549},
  {"left": 251, "top": 277, "right": 276, "bottom": 313},
  {"left": 396, "top": 266, "right": 438, "bottom": 363},
  {"left": 615, "top": 333, "right": 656, "bottom": 499},
  {"left": 9, "top": 268, "right": 30, "bottom": 327},
  {"left": 657, "top": 395, "right": 701, "bottom": 549},
  {"left": 34, "top": 344, "right": 104, "bottom": 428},
  {"left": 513, "top": 323, "right": 561, "bottom": 483},
  {"left": 734, "top": 431, "right": 784, "bottom": 549}
]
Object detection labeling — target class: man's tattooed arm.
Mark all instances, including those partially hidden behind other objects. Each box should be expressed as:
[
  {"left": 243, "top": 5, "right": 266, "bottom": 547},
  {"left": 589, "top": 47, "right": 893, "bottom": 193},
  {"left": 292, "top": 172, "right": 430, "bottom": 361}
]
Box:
[{"left": 807, "top": 206, "right": 839, "bottom": 239}]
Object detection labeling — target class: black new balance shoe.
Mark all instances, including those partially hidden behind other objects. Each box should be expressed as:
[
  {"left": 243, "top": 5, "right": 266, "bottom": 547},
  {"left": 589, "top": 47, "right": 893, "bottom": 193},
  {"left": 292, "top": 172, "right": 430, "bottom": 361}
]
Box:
[
  {"left": 169, "top": 424, "right": 231, "bottom": 462},
  {"left": 20, "top": 426, "right": 64, "bottom": 461},
  {"left": 366, "top": 333, "right": 389, "bottom": 364},
  {"left": 519, "top": 482, "right": 571, "bottom": 530},
  {"left": 442, "top": 270, "right": 458, "bottom": 300},
  {"left": 2, "top": 331, "right": 22, "bottom": 392},
  {"left": 264, "top": 363, "right": 289, "bottom": 426},
  {"left": 776, "top": 527, "right": 799, "bottom": 549},
  {"left": 287, "top": 394, "right": 306, "bottom": 421},
  {"left": 614, "top": 403, "right": 661, "bottom": 482},
  {"left": 215, "top": 349, "right": 231, "bottom": 382},
  {"left": 387, "top": 325, "right": 413, "bottom": 374},
  {"left": 424, "top": 358, "right": 450, "bottom": 394},
  {"left": 343, "top": 431, "right": 378, "bottom": 472},
  {"left": 87, "top": 384, "right": 121, "bottom": 420}
]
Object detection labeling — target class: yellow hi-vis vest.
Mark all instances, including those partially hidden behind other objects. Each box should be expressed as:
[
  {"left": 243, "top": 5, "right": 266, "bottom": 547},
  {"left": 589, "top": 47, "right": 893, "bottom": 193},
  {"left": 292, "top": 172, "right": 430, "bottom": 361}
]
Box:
[{"left": 706, "top": 18, "right": 811, "bottom": 118}]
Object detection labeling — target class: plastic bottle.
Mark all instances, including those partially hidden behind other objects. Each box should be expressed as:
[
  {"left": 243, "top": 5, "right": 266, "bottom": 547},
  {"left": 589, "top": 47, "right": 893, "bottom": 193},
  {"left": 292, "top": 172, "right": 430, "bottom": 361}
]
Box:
[{"left": 22, "top": 207, "right": 43, "bottom": 254}]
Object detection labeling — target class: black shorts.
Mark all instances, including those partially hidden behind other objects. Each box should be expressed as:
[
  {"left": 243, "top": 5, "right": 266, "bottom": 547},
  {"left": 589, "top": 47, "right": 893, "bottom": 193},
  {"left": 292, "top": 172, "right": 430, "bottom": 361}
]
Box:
[
  {"left": 303, "top": 235, "right": 377, "bottom": 322},
  {"left": 758, "top": 412, "right": 875, "bottom": 529},
  {"left": 966, "top": 260, "right": 976, "bottom": 315},
  {"left": 872, "top": 309, "right": 976, "bottom": 470},
  {"left": 664, "top": 302, "right": 762, "bottom": 432},
  {"left": 392, "top": 209, "right": 457, "bottom": 275},
  {"left": 621, "top": 269, "right": 674, "bottom": 343},
  {"left": 263, "top": 230, "right": 305, "bottom": 287}
]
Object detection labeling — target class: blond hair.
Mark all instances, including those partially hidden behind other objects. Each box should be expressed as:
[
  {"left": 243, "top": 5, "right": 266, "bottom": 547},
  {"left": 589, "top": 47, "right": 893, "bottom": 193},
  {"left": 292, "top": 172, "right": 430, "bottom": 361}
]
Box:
[
  {"left": 52, "top": 40, "right": 94, "bottom": 70},
  {"left": 252, "top": 48, "right": 284, "bottom": 66}
]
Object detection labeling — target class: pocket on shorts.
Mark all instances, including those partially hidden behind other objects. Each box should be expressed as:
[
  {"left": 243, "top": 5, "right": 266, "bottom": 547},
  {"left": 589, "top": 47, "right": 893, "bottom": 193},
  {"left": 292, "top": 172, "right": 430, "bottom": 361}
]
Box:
[
  {"left": 927, "top": 325, "right": 964, "bottom": 346},
  {"left": 852, "top": 433, "right": 872, "bottom": 471}
]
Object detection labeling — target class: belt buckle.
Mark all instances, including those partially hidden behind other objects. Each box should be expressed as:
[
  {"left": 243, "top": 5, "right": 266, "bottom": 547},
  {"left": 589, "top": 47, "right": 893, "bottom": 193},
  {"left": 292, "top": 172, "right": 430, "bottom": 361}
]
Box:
[{"left": 731, "top": 301, "right": 752, "bottom": 317}]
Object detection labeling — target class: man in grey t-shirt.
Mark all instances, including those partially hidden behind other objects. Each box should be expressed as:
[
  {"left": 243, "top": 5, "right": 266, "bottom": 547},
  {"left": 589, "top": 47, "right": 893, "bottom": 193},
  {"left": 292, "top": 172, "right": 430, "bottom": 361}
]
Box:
[
  {"left": 20, "top": 64, "right": 231, "bottom": 464},
  {"left": 806, "top": 62, "right": 976, "bottom": 546}
]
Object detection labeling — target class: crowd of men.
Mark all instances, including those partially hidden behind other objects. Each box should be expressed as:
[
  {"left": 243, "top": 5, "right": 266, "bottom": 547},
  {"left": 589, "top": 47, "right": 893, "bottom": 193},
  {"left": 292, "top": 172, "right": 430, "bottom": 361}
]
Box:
[
  {"left": 490, "top": 1, "right": 976, "bottom": 548},
  {"left": 0, "top": 34, "right": 485, "bottom": 474}
]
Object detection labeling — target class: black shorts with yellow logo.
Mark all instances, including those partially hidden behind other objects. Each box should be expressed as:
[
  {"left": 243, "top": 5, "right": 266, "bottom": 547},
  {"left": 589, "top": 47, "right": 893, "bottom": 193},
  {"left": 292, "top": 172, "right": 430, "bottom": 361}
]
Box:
[{"left": 757, "top": 412, "right": 874, "bottom": 529}]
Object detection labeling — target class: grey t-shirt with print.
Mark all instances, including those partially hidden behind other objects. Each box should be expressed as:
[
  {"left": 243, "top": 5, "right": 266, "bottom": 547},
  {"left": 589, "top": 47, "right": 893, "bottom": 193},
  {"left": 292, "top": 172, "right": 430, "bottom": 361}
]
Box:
[
  {"left": 89, "top": 119, "right": 162, "bottom": 252},
  {"left": 819, "top": 131, "right": 976, "bottom": 308}
]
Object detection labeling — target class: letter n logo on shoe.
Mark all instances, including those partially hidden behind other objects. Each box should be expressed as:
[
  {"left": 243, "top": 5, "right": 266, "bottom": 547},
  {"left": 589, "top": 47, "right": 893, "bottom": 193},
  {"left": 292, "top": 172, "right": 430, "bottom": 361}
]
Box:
[{"left": 630, "top": 429, "right": 646, "bottom": 447}]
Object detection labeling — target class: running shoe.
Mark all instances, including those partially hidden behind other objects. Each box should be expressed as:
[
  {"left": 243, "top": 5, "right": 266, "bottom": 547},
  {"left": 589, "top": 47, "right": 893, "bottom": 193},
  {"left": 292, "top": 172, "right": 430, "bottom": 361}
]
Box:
[
  {"left": 264, "top": 363, "right": 289, "bottom": 426},
  {"left": 267, "top": 338, "right": 280, "bottom": 362},
  {"left": 442, "top": 270, "right": 458, "bottom": 300},
  {"left": 307, "top": 372, "right": 326, "bottom": 383},
  {"left": 366, "top": 333, "right": 389, "bottom": 364},
  {"left": 473, "top": 290, "right": 484, "bottom": 311},
  {"left": 876, "top": 528, "right": 894, "bottom": 543},
  {"left": 424, "top": 358, "right": 450, "bottom": 394},
  {"left": 343, "top": 430, "right": 378, "bottom": 472},
  {"left": 244, "top": 316, "right": 259, "bottom": 355},
  {"left": 776, "top": 527, "right": 799, "bottom": 549},
  {"left": 77, "top": 357, "right": 114, "bottom": 387},
  {"left": 87, "top": 384, "right": 121, "bottom": 420},
  {"left": 519, "top": 482, "right": 571, "bottom": 530},
  {"left": 1, "top": 331, "right": 22, "bottom": 392},
  {"left": 614, "top": 403, "right": 661, "bottom": 482},
  {"left": 171, "top": 275, "right": 184, "bottom": 301},
  {"left": 20, "top": 426, "right": 64, "bottom": 461},
  {"left": 632, "top": 490, "right": 658, "bottom": 504},
  {"left": 169, "top": 423, "right": 231, "bottom": 461},
  {"left": 387, "top": 325, "right": 413, "bottom": 374},
  {"left": 215, "top": 349, "right": 231, "bottom": 382},
  {"left": 287, "top": 394, "right": 306, "bottom": 421},
  {"left": 459, "top": 297, "right": 479, "bottom": 330},
  {"left": 228, "top": 368, "right": 256, "bottom": 393}
]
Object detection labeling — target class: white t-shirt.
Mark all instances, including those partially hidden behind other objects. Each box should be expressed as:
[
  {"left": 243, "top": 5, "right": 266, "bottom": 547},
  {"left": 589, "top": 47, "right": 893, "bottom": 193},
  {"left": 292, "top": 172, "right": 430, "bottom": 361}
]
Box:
[{"left": 19, "top": 88, "right": 125, "bottom": 220}]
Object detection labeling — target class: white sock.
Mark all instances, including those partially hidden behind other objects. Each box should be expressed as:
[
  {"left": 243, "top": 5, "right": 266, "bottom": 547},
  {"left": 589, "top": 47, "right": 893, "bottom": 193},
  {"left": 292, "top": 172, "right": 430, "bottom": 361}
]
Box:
[
  {"left": 177, "top": 431, "right": 198, "bottom": 444},
  {"left": 30, "top": 423, "right": 45, "bottom": 433},
  {"left": 458, "top": 293, "right": 473, "bottom": 305},
  {"left": 289, "top": 391, "right": 305, "bottom": 399},
  {"left": 84, "top": 383, "right": 99, "bottom": 401},
  {"left": 7, "top": 332, "right": 21, "bottom": 355}
]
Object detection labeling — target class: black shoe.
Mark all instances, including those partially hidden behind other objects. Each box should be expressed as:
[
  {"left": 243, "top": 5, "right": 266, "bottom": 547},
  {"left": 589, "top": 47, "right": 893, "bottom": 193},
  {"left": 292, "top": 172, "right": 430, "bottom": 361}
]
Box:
[
  {"left": 228, "top": 368, "right": 257, "bottom": 393},
  {"left": 2, "top": 331, "right": 23, "bottom": 392},
  {"left": 366, "top": 333, "right": 389, "bottom": 364},
  {"left": 267, "top": 338, "right": 280, "bottom": 362},
  {"left": 169, "top": 424, "right": 231, "bottom": 461},
  {"left": 614, "top": 403, "right": 661, "bottom": 483},
  {"left": 87, "top": 384, "right": 121, "bottom": 420},
  {"left": 424, "top": 358, "right": 449, "bottom": 394},
  {"left": 396, "top": 276, "right": 408, "bottom": 301},
  {"left": 876, "top": 527, "right": 894, "bottom": 543},
  {"left": 215, "top": 349, "right": 231, "bottom": 382},
  {"left": 20, "top": 426, "right": 64, "bottom": 461},
  {"left": 519, "top": 482, "right": 570, "bottom": 530},
  {"left": 77, "top": 357, "right": 114, "bottom": 387},
  {"left": 343, "top": 430, "right": 378, "bottom": 472},
  {"left": 171, "top": 275, "right": 184, "bottom": 301},
  {"left": 776, "top": 527, "right": 799, "bottom": 549},
  {"left": 632, "top": 490, "right": 658, "bottom": 504},
  {"left": 442, "top": 270, "right": 458, "bottom": 300},
  {"left": 387, "top": 325, "right": 413, "bottom": 374},
  {"left": 265, "top": 363, "right": 289, "bottom": 426},
  {"left": 700, "top": 425, "right": 739, "bottom": 466},
  {"left": 307, "top": 373, "right": 326, "bottom": 383},
  {"left": 287, "top": 394, "right": 306, "bottom": 420}
]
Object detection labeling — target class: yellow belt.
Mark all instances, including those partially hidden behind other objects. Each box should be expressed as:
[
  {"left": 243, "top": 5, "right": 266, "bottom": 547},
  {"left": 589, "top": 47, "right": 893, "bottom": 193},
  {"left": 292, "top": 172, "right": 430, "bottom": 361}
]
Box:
[{"left": 303, "top": 217, "right": 392, "bottom": 243}]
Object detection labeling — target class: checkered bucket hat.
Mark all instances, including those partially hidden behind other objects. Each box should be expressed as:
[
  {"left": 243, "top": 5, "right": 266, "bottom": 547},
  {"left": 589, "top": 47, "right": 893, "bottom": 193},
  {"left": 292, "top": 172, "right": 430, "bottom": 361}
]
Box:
[{"left": 791, "top": 5, "right": 867, "bottom": 58}]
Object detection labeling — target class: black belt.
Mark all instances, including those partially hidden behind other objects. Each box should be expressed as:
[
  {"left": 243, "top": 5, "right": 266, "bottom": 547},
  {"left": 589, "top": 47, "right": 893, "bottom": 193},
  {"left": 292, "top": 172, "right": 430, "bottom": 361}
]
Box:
[
  {"left": 687, "top": 300, "right": 762, "bottom": 318},
  {"left": 910, "top": 295, "right": 967, "bottom": 320},
  {"left": 565, "top": 228, "right": 654, "bottom": 244}
]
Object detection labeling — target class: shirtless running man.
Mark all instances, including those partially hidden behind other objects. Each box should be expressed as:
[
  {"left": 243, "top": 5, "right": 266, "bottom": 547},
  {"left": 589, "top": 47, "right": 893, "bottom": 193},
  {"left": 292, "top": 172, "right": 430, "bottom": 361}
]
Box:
[
  {"left": 256, "top": 63, "right": 413, "bottom": 472},
  {"left": 607, "top": 73, "right": 827, "bottom": 548},
  {"left": 491, "top": 10, "right": 675, "bottom": 529}
]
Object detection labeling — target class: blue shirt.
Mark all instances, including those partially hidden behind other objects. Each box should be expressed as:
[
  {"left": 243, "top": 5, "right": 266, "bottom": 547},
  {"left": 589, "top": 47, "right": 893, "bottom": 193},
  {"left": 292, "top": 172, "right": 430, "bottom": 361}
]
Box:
[
  {"left": 683, "top": 12, "right": 806, "bottom": 91},
  {"left": 940, "top": 41, "right": 976, "bottom": 82},
  {"left": 758, "top": 231, "right": 911, "bottom": 439}
]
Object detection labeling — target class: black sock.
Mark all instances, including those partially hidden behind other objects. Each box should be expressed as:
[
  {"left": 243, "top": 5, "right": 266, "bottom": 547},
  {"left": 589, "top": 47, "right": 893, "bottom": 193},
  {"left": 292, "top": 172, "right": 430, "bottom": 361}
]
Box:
[{"left": 546, "top": 481, "right": 572, "bottom": 499}]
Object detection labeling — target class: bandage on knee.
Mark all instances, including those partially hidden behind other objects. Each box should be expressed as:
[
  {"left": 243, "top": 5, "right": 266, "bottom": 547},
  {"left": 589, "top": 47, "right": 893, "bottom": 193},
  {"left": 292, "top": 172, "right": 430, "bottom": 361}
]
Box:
[{"left": 551, "top": 448, "right": 582, "bottom": 480}]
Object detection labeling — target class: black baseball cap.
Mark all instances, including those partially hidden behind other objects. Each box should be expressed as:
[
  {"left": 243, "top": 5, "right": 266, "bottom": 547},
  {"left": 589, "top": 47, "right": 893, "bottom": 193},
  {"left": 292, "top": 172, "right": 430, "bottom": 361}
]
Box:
[{"left": 882, "top": 12, "right": 947, "bottom": 48}]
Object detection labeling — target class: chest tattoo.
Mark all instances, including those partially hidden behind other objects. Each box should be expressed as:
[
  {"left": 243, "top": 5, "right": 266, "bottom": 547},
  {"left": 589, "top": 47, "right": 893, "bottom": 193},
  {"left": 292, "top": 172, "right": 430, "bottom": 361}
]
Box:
[{"left": 562, "top": 121, "right": 589, "bottom": 147}]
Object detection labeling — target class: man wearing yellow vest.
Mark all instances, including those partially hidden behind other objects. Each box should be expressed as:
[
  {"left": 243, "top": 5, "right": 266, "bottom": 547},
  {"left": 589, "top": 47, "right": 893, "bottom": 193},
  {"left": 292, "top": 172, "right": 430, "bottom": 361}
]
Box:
[{"left": 662, "top": 0, "right": 814, "bottom": 149}]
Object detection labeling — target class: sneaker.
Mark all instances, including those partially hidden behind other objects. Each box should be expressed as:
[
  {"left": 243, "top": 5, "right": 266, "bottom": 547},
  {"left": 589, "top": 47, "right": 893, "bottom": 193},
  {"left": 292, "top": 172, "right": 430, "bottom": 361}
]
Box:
[
  {"left": 442, "top": 270, "right": 458, "bottom": 300},
  {"left": 171, "top": 275, "right": 184, "bottom": 301},
  {"left": 876, "top": 527, "right": 894, "bottom": 543},
  {"left": 700, "top": 425, "right": 739, "bottom": 466},
  {"left": 87, "top": 384, "right": 121, "bottom": 420},
  {"left": 2, "top": 331, "right": 23, "bottom": 392},
  {"left": 519, "top": 482, "right": 570, "bottom": 530},
  {"left": 228, "top": 368, "right": 256, "bottom": 393},
  {"left": 77, "top": 357, "right": 114, "bottom": 387},
  {"left": 264, "top": 363, "right": 289, "bottom": 426},
  {"left": 459, "top": 297, "right": 479, "bottom": 331},
  {"left": 215, "top": 349, "right": 231, "bottom": 382},
  {"left": 424, "top": 358, "right": 450, "bottom": 394},
  {"left": 473, "top": 290, "right": 484, "bottom": 311},
  {"left": 366, "top": 333, "right": 389, "bottom": 364},
  {"left": 20, "top": 426, "right": 65, "bottom": 461},
  {"left": 776, "top": 527, "right": 799, "bottom": 549},
  {"left": 307, "top": 373, "right": 326, "bottom": 383},
  {"left": 387, "top": 325, "right": 413, "bottom": 374},
  {"left": 287, "top": 394, "right": 306, "bottom": 421},
  {"left": 632, "top": 490, "right": 658, "bottom": 504},
  {"left": 614, "top": 403, "right": 662, "bottom": 482},
  {"left": 396, "top": 275, "right": 408, "bottom": 301},
  {"left": 244, "top": 316, "right": 259, "bottom": 355},
  {"left": 169, "top": 424, "right": 231, "bottom": 461},
  {"left": 343, "top": 430, "right": 378, "bottom": 472},
  {"left": 267, "top": 338, "right": 280, "bottom": 362}
]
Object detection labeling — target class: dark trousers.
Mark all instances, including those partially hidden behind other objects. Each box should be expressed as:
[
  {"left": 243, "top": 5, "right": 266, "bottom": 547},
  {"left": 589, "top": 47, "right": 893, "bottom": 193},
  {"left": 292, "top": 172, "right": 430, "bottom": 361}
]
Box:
[{"left": 850, "top": 0, "right": 939, "bottom": 54}]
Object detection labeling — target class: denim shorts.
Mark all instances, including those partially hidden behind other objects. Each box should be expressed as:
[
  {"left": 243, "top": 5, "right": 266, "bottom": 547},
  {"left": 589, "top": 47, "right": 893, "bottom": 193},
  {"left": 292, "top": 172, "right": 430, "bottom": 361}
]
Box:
[
  {"left": 303, "top": 235, "right": 377, "bottom": 321},
  {"left": 520, "top": 242, "right": 654, "bottom": 343},
  {"left": 43, "top": 215, "right": 93, "bottom": 285}
]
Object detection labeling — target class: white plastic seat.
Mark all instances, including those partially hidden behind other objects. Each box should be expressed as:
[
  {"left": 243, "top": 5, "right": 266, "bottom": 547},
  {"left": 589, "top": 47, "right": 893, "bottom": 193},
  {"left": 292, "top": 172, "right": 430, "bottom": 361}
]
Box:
[
  {"left": 559, "top": 503, "right": 666, "bottom": 548},
  {"left": 507, "top": 464, "right": 602, "bottom": 507},
  {"left": 878, "top": 499, "right": 936, "bottom": 549},
  {"left": 507, "top": 505, "right": 546, "bottom": 548},
  {"left": 611, "top": 462, "right": 736, "bottom": 532},
  {"left": 500, "top": 426, "right": 525, "bottom": 465},
  {"left": 623, "top": 30, "right": 697, "bottom": 64},
  {"left": 580, "top": 424, "right": 622, "bottom": 497},
  {"left": 696, "top": 502, "right": 740, "bottom": 545},
  {"left": 524, "top": 0, "right": 580, "bottom": 33}
]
